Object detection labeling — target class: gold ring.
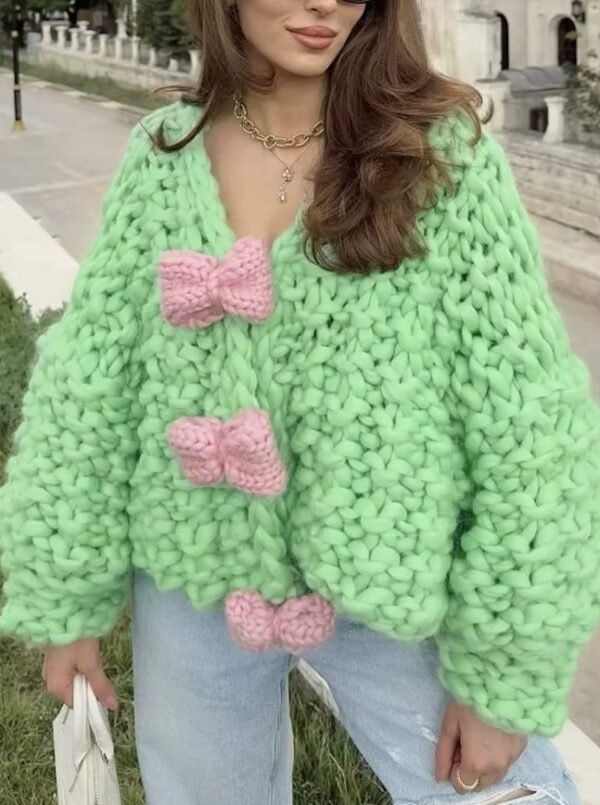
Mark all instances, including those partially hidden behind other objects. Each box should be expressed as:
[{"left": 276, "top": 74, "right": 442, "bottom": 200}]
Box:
[{"left": 456, "top": 768, "right": 480, "bottom": 792}]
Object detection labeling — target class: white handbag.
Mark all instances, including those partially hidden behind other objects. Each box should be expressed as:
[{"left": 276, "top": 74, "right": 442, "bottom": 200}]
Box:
[{"left": 53, "top": 672, "right": 122, "bottom": 805}]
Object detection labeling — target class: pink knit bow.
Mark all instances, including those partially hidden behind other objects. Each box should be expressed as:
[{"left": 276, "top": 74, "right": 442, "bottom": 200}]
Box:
[
  {"left": 226, "top": 590, "right": 337, "bottom": 654},
  {"left": 158, "top": 237, "right": 274, "bottom": 328},
  {"left": 168, "top": 409, "right": 287, "bottom": 497}
]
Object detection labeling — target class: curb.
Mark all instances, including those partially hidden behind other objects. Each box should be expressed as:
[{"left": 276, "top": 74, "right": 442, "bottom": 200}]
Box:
[{"left": 0, "top": 193, "right": 78, "bottom": 314}]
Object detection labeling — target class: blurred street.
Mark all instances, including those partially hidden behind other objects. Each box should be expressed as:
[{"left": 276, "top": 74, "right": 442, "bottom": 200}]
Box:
[{"left": 1, "top": 70, "right": 599, "bottom": 745}]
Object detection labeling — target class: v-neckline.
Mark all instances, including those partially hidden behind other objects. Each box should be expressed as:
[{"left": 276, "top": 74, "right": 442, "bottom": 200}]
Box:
[{"left": 181, "top": 104, "right": 305, "bottom": 265}]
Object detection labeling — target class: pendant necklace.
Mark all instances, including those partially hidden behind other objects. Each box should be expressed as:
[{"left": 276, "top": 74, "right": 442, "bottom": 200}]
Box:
[{"left": 270, "top": 143, "right": 316, "bottom": 203}]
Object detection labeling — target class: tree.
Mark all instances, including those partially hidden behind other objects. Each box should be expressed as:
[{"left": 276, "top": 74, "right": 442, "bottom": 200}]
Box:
[
  {"left": 169, "top": 0, "right": 193, "bottom": 50},
  {"left": 136, "top": 0, "right": 191, "bottom": 56},
  {"left": 1, "top": 0, "right": 71, "bottom": 36},
  {"left": 565, "top": 50, "right": 600, "bottom": 140},
  {"left": 0, "top": 0, "right": 31, "bottom": 46}
]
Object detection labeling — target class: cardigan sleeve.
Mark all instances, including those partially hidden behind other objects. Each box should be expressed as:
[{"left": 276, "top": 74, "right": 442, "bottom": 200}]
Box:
[
  {"left": 434, "top": 127, "right": 600, "bottom": 736},
  {"left": 0, "top": 122, "right": 152, "bottom": 646}
]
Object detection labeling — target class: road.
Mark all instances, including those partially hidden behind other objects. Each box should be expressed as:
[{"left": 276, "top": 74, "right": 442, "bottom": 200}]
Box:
[{"left": 1, "top": 70, "right": 599, "bottom": 745}]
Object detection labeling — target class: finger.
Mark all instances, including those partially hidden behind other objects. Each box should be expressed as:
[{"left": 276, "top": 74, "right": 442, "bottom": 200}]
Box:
[
  {"left": 82, "top": 664, "right": 118, "bottom": 711},
  {"left": 46, "top": 667, "right": 76, "bottom": 709},
  {"left": 62, "top": 675, "right": 75, "bottom": 709},
  {"left": 435, "top": 710, "right": 460, "bottom": 782},
  {"left": 43, "top": 649, "right": 76, "bottom": 708}
]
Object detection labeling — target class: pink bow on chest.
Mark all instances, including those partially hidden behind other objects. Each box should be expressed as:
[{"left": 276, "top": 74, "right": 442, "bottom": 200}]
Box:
[
  {"left": 168, "top": 409, "right": 287, "bottom": 497},
  {"left": 226, "top": 590, "right": 337, "bottom": 654},
  {"left": 158, "top": 237, "right": 274, "bottom": 328}
]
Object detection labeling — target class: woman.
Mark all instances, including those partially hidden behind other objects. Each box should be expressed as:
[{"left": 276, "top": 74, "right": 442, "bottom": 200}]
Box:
[{"left": 1, "top": 0, "right": 598, "bottom": 802}]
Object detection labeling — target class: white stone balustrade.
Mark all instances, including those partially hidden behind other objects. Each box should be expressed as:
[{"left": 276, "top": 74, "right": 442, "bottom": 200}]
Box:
[
  {"left": 114, "top": 36, "right": 125, "bottom": 60},
  {"left": 131, "top": 35, "right": 141, "bottom": 64},
  {"left": 84, "top": 30, "right": 95, "bottom": 55},
  {"left": 41, "top": 21, "right": 52, "bottom": 45},
  {"left": 112, "top": 17, "right": 127, "bottom": 60},
  {"left": 544, "top": 96, "right": 567, "bottom": 145},
  {"left": 55, "top": 24, "right": 67, "bottom": 48},
  {"left": 39, "top": 21, "right": 197, "bottom": 77}
]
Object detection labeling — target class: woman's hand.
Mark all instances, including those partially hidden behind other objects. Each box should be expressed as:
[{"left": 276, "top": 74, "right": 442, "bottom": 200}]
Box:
[
  {"left": 41, "top": 637, "right": 118, "bottom": 711},
  {"left": 435, "top": 702, "right": 527, "bottom": 794}
]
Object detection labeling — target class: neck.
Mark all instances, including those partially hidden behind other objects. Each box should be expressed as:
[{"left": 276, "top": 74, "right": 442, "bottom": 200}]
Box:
[{"left": 243, "top": 72, "right": 327, "bottom": 138}]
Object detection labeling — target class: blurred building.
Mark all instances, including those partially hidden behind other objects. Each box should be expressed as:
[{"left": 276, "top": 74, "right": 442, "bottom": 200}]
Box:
[{"left": 420, "top": 0, "right": 600, "bottom": 85}]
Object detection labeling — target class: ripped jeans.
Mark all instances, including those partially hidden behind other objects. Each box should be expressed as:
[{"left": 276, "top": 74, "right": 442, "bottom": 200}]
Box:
[{"left": 131, "top": 568, "right": 579, "bottom": 805}]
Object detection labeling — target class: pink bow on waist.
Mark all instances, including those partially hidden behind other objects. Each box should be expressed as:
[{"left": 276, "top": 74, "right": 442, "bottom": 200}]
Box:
[
  {"left": 168, "top": 409, "right": 287, "bottom": 497},
  {"left": 158, "top": 237, "right": 274, "bottom": 328},
  {"left": 226, "top": 590, "right": 337, "bottom": 654}
]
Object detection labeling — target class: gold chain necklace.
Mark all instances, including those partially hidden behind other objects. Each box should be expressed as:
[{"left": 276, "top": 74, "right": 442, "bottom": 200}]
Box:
[{"left": 233, "top": 93, "right": 324, "bottom": 202}]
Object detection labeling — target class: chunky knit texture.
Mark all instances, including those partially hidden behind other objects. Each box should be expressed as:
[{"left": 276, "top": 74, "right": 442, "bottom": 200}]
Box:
[{"left": 1, "top": 102, "right": 600, "bottom": 737}]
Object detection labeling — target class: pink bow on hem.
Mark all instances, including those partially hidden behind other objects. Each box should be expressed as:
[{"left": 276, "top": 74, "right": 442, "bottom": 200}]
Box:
[{"left": 226, "top": 590, "right": 337, "bottom": 654}]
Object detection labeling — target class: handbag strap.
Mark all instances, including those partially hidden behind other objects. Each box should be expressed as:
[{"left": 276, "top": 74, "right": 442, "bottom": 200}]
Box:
[
  {"left": 71, "top": 674, "right": 91, "bottom": 771},
  {"left": 73, "top": 673, "right": 115, "bottom": 763}
]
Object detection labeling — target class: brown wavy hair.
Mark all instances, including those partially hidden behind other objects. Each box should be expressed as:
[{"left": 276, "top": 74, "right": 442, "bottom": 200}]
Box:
[{"left": 154, "top": 0, "right": 486, "bottom": 273}]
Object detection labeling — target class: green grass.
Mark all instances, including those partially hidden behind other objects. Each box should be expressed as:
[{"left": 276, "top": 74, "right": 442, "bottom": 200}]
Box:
[
  {"left": 0, "top": 57, "right": 175, "bottom": 111},
  {"left": 0, "top": 611, "right": 391, "bottom": 804}
]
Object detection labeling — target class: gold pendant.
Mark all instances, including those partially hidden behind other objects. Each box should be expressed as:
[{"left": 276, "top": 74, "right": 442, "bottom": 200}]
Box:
[{"left": 278, "top": 166, "right": 294, "bottom": 203}]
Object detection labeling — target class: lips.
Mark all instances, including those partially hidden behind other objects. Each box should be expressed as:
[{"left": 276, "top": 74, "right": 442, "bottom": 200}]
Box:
[
  {"left": 288, "top": 26, "right": 338, "bottom": 50},
  {"left": 288, "top": 26, "right": 337, "bottom": 38}
]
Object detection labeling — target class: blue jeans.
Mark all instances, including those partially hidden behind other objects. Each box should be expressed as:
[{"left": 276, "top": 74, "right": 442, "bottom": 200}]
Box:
[{"left": 131, "top": 568, "right": 579, "bottom": 805}]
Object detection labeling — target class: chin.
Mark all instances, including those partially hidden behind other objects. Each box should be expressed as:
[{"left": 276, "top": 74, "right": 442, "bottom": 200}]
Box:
[{"left": 276, "top": 55, "right": 335, "bottom": 78}]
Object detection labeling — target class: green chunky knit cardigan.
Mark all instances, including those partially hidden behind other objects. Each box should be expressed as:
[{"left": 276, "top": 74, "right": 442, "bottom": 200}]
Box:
[{"left": 1, "top": 102, "right": 599, "bottom": 736}]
